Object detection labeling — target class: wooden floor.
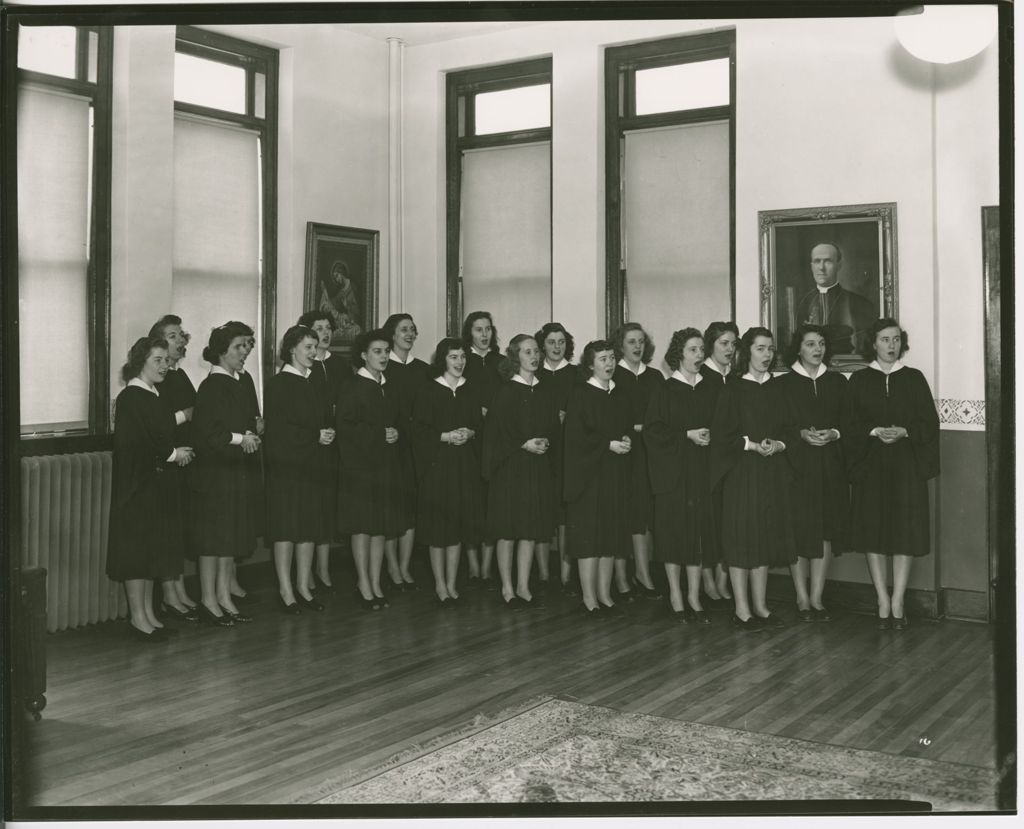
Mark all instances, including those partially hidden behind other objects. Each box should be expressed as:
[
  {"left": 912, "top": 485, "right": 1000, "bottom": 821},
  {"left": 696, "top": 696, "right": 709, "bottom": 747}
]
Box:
[{"left": 14, "top": 559, "right": 998, "bottom": 809}]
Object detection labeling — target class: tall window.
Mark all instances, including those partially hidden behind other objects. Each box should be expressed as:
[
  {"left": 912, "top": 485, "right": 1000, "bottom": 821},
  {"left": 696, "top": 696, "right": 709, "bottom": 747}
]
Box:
[
  {"left": 173, "top": 27, "right": 277, "bottom": 400},
  {"left": 606, "top": 31, "right": 735, "bottom": 367},
  {"left": 16, "top": 25, "right": 112, "bottom": 440},
  {"left": 446, "top": 59, "right": 552, "bottom": 344}
]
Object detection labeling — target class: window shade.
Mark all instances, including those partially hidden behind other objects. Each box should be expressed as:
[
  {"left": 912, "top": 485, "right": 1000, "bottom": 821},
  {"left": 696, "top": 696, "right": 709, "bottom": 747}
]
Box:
[
  {"left": 172, "top": 115, "right": 262, "bottom": 401},
  {"left": 623, "top": 121, "right": 730, "bottom": 370},
  {"left": 460, "top": 142, "right": 551, "bottom": 350},
  {"left": 18, "top": 85, "right": 92, "bottom": 432}
]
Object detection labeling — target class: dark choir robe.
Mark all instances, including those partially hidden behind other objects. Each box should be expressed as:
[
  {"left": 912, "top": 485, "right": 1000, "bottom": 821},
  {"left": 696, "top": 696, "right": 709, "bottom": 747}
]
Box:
[
  {"left": 159, "top": 366, "right": 197, "bottom": 555},
  {"left": 107, "top": 382, "right": 184, "bottom": 581},
  {"left": 188, "top": 370, "right": 261, "bottom": 558},
  {"left": 411, "top": 376, "right": 486, "bottom": 548},
  {"left": 563, "top": 380, "right": 632, "bottom": 560},
  {"left": 644, "top": 372, "right": 718, "bottom": 566},
  {"left": 385, "top": 353, "right": 432, "bottom": 530},
  {"left": 309, "top": 352, "right": 353, "bottom": 544},
  {"left": 264, "top": 368, "right": 325, "bottom": 543},
  {"left": 777, "top": 364, "right": 850, "bottom": 558},
  {"left": 711, "top": 374, "right": 797, "bottom": 569},
  {"left": 842, "top": 362, "right": 939, "bottom": 558},
  {"left": 336, "top": 370, "right": 408, "bottom": 538},
  {"left": 537, "top": 360, "right": 582, "bottom": 519},
  {"left": 699, "top": 361, "right": 733, "bottom": 560},
  {"left": 237, "top": 368, "right": 265, "bottom": 544},
  {"left": 482, "top": 375, "right": 560, "bottom": 542},
  {"left": 613, "top": 361, "right": 665, "bottom": 535},
  {"left": 464, "top": 348, "right": 503, "bottom": 413}
]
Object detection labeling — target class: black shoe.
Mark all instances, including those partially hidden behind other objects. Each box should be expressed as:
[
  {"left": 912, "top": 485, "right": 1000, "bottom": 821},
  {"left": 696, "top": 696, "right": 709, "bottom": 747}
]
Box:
[
  {"left": 129, "top": 623, "right": 168, "bottom": 642},
  {"left": 504, "top": 596, "right": 526, "bottom": 612},
  {"left": 313, "top": 573, "right": 336, "bottom": 594},
  {"left": 877, "top": 614, "right": 892, "bottom": 630},
  {"left": 221, "top": 608, "right": 253, "bottom": 623},
  {"left": 401, "top": 580, "right": 420, "bottom": 592},
  {"left": 755, "top": 612, "right": 785, "bottom": 628},
  {"left": 162, "top": 604, "right": 200, "bottom": 622},
  {"left": 615, "top": 589, "right": 637, "bottom": 603},
  {"left": 671, "top": 606, "right": 695, "bottom": 624},
  {"left": 812, "top": 606, "right": 833, "bottom": 622},
  {"left": 280, "top": 598, "right": 302, "bottom": 615},
  {"left": 692, "top": 609, "right": 712, "bottom": 625},
  {"left": 579, "top": 603, "right": 601, "bottom": 616},
  {"left": 198, "top": 605, "right": 234, "bottom": 627},
  {"left": 435, "top": 595, "right": 453, "bottom": 608},
  {"left": 372, "top": 593, "right": 390, "bottom": 609},
  {"left": 561, "top": 580, "right": 580, "bottom": 598},
  {"left": 701, "top": 594, "right": 729, "bottom": 610},
  {"left": 891, "top": 614, "right": 909, "bottom": 630},
  {"left": 152, "top": 625, "right": 178, "bottom": 636},
  {"left": 731, "top": 614, "right": 763, "bottom": 632},
  {"left": 796, "top": 607, "right": 815, "bottom": 623},
  {"left": 297, "top": 595, "right": 324, "bottom": 612},
  {"left": 598, "top": 601, "right": 626, "bottom": 617},
  {"left": 358, "top": 594, "right": 380, "bottom": 611},
  {"left": 634, "top": 581, "right": 663, "bottom": 599}
]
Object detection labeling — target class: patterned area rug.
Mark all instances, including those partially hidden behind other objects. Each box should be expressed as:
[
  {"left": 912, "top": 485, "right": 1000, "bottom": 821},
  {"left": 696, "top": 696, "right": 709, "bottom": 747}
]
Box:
[{"left": 317, "top": 698, "right": 996, "bottom": 810}]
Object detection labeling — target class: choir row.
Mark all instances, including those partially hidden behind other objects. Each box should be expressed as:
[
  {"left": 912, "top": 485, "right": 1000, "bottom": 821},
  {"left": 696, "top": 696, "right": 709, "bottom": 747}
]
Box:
[{"left": 105, "top": 310, "right": 938, "bottom": 640}]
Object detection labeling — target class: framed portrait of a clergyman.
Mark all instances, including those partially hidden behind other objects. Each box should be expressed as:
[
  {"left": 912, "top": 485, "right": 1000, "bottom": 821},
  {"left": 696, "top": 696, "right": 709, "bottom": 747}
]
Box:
[
  {"left": 758, "top": 202, "right": 898, "bottom": 369},
  {"left": 303, "top": 222, "right": 380, "bottom": 356}
]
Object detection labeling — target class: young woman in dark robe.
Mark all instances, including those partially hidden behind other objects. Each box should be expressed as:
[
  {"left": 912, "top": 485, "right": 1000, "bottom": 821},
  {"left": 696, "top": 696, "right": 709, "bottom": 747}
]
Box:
[
  {"left": 535, "top": 321, "right": 579, "bottom": 595},
  {"left": 843, "top": 318, "right": 939, "bottom": 630},
  {"left": 645, "top": 328, "right": 717, "bottom": 624},
  {"left": 412, "top": 337, "right": 486, "bottom": 605},
  {"left": 778, "top": 324, "right": 849, "bottom": 622},
  {"left": 461, "top": 311, "right": 502, "bottom": 586},
  {"left": 382, "top": 312, "right": 431, "bottom": 591},
  {"left": 336, "top": 329, "right": 405, "bottom": 610},
  {"left": 711, "top": 326, "right": 796, "bottom": 631},
  {"left": 699, "top": 321, "right": 740, "bottom": 605},
  {"left": 564, "top": 340, "right": 633, "bottom": 615},
  {"left": 297, "top": 309, "right": 354, "bottom": 592},
  {"left": 147, "top": 314, "right": 200, "bottom": 621},
  {"left": 483, "top": 333, "right": 560, "bottom": 609},
  {"left": 189, "top": 325, "right": 261, "bottom": 626},
  {"left": 108, "top": 337, "right": 195, "bottom": 641},
  {"left": 611, "top": 322, "right": 664, "bottom": 599},
  {"left": 265, "top": 326, "right": 335, "bottom": 614}
]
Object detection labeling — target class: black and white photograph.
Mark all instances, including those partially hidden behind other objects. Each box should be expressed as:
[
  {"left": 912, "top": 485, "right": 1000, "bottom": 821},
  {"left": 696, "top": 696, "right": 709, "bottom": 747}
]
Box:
[{"left": 0, "top": 1, "right": 1013, "bottom": 826}]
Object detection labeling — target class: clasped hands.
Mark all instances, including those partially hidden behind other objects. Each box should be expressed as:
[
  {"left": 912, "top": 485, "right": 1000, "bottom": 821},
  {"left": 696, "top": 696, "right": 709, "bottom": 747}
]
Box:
[
  {"left": 686, "top": 428, "right": 711, "bottom": 447},
  {"left": 319, "top": 428, "right": 336, "bottom": 446},
  {"left": 874, "top": 425, "right": 908, "bottom": 444},
  {"left": 175, "top": 446, "right": 195, "bottom": 466},
  {"left": 384, "top": 427, "right": 400, "bottom": 444},
  {"left": 522, "top": 437, "right": 550, "bottom": 454},
  {"left": 609, "top": 435, "right": 632, "bottom": 454},
  {"left": 755, "top": 438, "right": 783, "bottom": 456},
  {"left": 800, "top": 427, "right": 838, "bottom": 446},
  {"left": 240, "top": 431, "right": 261, "bottom": 454},
  {"left": 443, "top": 427, "right": 475, "bottom": 445}
]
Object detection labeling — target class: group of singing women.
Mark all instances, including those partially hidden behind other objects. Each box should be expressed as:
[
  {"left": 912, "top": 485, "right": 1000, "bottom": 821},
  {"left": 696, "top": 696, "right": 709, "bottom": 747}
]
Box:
[{"left": 106, "top": 306, "right": 938, "bottom": 642}]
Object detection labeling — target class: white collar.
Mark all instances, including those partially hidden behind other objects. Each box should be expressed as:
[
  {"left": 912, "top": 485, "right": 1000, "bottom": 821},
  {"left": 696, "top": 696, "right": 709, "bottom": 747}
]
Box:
[
  {"left": 586, "top": 376, "right": 615, "bottom": 392},
  {"left": 211, "top": 365, "right": 239, "bottom": 380},
  {"left": 282, "top": 364, "right": 309, "bottom": 378},
  {"left": 511, "top": 373, "right": 539, "bottom": 387},
  {"left": 471, "top": 346, "right": 490, "bottom": 359},
  {"left": 742, "top": 371, "right": 772, "bottom": 385},
  {"left": 869, "top": 359, "right": 905, "bottom": 375},
  {"left": 618, "top": 358, "right": 647, "bottom": 376},
  {"left": 703, "top": 358, "right": 730, "bottom": 377},
  {"left": 434, "top": 375, "right": 467, "bottom": 391},
  {"left": 389, "top": 350, "right": 412, "bottom": 366},
  {"left": 544, "top": 358, "right": 570, "bottom": 372},
  {"left": 671, "top": 369, "right": 703, "bottom": 387},
  {"left": 315, "top": 350, "right": 331, "bottom": 362},
  {"left": 167, "top": 364, "right": 180, "bottom": 371},
  {"left": 791, "top": 361, "right": 825, "bottom": 379},
  {"left": 358, "top": 367, "right": 386, "bottom": 384},
  {"left": 817, "top": 281, "right": 839, "bottom": 294},
  {"left": 128, "top": 377, "right": 159, "bottom": 396}
]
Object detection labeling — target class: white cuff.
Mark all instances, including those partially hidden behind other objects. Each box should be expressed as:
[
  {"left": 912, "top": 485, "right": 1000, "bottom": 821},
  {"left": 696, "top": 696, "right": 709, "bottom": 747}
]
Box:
[
  {"left": 776, "top": 440, "right": 786, "bottom": 451},
  {"left": 167, "top": 448, "right": 177, "bottom": 462},
  {"left": 831, "top": 428, "right": 841, "bottom": 440},
  {"left": 230, "top": 432, "right": 244, "bottom": 445},
  {"left": 175, "top": 410, "right": 187, "bottom": 426},
  {"left": 743, "top": 436, "right": 757, "bottom": 451},
  {"left": 869, "top": 427, "right": 882, "bottom": 437}
]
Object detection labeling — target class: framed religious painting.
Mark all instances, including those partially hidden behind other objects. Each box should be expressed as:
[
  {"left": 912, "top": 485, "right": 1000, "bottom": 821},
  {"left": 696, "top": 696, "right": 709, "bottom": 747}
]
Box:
[
  {"left": 303, "top": 222, "right": 380, "bottom": 356},
  {"left": 758, "top": 203, "right": 898, "bottom": 369}
]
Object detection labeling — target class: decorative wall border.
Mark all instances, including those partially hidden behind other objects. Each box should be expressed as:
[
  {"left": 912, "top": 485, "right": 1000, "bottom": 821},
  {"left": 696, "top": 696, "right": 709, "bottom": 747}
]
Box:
[{"left": 936, "top": 398, "right": 986, "bottom": 426}]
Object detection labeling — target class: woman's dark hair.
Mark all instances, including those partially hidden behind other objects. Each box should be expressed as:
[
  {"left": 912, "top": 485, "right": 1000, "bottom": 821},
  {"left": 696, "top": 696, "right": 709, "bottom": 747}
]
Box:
[
  {"left": 702, "top": 321, "right": 740, "bottom": 361},
  {"left": 121, "top": 336, "right": 168, "bottom": 384},
  {"left": 860, "top": 317, "right": 909, "bottom": 362},
  {"left": 383, "top": 313, "right": 417, "bottom": 348},
  {"left": 202, "top": 323, "right": 249, "bottom": 364},
  {"left": 784, "top": 323, "right": 833, "bottom": 368},
  {"left": 498, "top": 334, "right": 536, "bottom": 381},
  {"left": 278, "top": 325, "right": 317, "bottom": 366},
  {"left": 611, "top": 322, "right": 655, "bottom": 364},
  {"left": 353, "top": 328, "right": 392, "bottom": 369},
  {"left": 579, "top": 339, "right": 615, "bottom": 377},
  {"left": 664, "top": 328, "right": 705, "bottom": 372},
  {"left": 735, "top": 326, "right": 776, "bottom": 375},
  {"left": 148, "top": 314, "right": 181, "bottom": 340},
  {"left": 535, "top": 322, "right": 575, "bottom": 363},
  {"left": 297, "top": 309, "right": 334, "bottom": 331},
  {"left": 430, "top": 337, "right": 466, "bottom": 377},
  {"left": 461, "top": 311, "right": 500, "bottom": 354}
]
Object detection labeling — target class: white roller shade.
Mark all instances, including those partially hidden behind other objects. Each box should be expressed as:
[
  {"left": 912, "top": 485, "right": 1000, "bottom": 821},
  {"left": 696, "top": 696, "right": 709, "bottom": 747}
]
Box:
[
  {"left": 623, "top": 121, "right": 730, "bottom": 370},
  {"left": 172, "top": 115, "right": 262, "bottom": 401},
  {"left": 461, "top": 141, "right": 551, "bottom": 350},
  {"left": 18, "top": 85, "right": 92, "bottom": 432}
]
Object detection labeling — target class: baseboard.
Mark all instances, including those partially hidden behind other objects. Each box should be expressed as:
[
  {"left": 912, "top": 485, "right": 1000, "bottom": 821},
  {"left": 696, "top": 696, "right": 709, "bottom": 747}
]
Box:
[
  {"left": 766, "top": 573, "right": 940, "bottom": 620},
  {"left": 942, "top": 588, "right": 990, "bottom": 622}
]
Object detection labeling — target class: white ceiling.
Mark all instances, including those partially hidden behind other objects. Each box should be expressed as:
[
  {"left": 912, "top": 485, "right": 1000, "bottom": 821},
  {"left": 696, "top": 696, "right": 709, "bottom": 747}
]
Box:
[{"left": 335, "top": 21, "right": 543, "bottom": 47}]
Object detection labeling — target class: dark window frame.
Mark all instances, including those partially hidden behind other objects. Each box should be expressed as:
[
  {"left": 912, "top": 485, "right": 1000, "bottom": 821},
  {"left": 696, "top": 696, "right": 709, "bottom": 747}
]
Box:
[
  {"left": 445, "top": 58, "right": 552, "bottom": 336},
  {"left": 15, "top": 24, "right": 113, "bottom": 456},
  {"left": 604, "top": 30, "right": 736, "bottom": 337},
  {"left": 174, "top": 26, "right": 279, "bottom": 401}
]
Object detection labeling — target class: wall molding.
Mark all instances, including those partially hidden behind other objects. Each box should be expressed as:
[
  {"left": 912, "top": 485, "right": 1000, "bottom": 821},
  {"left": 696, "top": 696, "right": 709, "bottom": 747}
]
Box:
[
  {"left": 767, "top": 573, "right": 941, "bottom": 620},
  {"left": 936, "top": 397, "right": 986, "bottom": 426}
]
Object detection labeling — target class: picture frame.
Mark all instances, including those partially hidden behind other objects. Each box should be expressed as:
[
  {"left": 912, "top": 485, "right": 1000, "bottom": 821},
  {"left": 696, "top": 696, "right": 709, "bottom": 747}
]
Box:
[
  {"left": 303, "top": 222, "right": 380, "bottom": 356},
  {"left": 758, "top": 202, "right": 898, "bottom": 369}
]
